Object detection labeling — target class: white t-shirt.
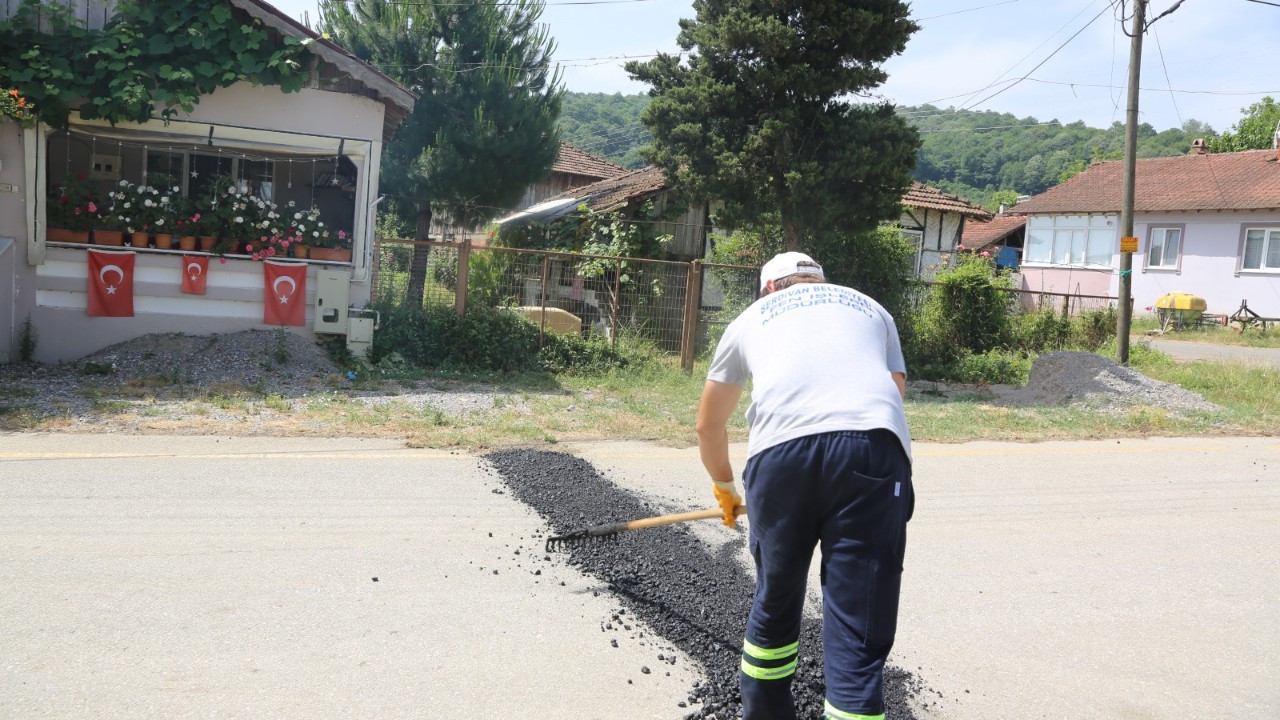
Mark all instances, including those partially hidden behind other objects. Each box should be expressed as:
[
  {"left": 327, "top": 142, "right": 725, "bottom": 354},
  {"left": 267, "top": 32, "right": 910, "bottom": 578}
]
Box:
[{"left": 707, "top": 283, "right": 912, "bottom": 461}]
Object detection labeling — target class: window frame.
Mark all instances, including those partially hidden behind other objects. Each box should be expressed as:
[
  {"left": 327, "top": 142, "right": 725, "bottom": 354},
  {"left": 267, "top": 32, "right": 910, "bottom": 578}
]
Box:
[
  {"left": 1023, "top": 214, "right": 1117, "bottom": 268},
  {"left": 1237, "top": 225, "right": 1280, "bottom": 274},
  {"left": 1142, "top": 223, "right": 1184, "bottom": 273}
]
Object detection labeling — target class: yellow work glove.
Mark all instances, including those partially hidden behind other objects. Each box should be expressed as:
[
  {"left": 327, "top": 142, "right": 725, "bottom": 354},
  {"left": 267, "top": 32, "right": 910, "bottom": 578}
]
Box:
[{"left": 712, "top": 480, "right": 743, "bottom": 528}]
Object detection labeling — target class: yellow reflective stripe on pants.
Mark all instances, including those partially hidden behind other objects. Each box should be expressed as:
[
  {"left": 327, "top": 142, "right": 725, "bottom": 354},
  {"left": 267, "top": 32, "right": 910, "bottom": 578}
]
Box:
[
  {"left": 823, "top": 699, "right": 884, "bottom": 720},
  {"left": 739, "top": 657, "right": 797, "bottom": 680},
  {"left": 742, "top": 638, "right": 799, "bottom": 661}
]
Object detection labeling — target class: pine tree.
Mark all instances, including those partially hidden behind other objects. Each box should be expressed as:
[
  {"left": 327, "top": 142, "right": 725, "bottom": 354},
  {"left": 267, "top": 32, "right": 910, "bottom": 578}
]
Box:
[
  {"left": 320, "top": 0, "right": 561, "bottom": 304},
  {"left": 626, "top": 0, "right": 920, "bottom": 251}
]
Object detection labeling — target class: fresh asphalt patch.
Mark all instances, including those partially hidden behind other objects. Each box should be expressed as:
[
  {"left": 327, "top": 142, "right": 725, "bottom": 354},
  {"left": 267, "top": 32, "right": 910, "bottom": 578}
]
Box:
[{"left": 484, "top": 448, "right": 934, "bottom": 719}]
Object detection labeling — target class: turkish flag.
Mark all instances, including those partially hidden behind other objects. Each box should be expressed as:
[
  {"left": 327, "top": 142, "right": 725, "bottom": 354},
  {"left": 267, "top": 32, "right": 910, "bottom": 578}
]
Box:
[
  {"left": 263, "top": 260, "right": 307, "bottom": 326},
  {"left": 181, "top": 255, "right": 209, "bottom": 295},
  {"left": 86, "top": 249, "right": 135, "bottom": 317}
]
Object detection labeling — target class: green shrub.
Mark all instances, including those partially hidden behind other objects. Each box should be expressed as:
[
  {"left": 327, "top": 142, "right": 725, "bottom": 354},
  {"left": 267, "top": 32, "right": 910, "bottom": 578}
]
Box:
[
  {"left": 1013, "top": 306, "right": 1071, "bottom": 353},
  {"left": 953, "top": 349, "right": 1032, "bottom": 385},
  {"left": 539, "top": 332, "right": 637, "bottom": 374},
  {"left": 1071, "top": 306, "right": 1118, "bottom": 351},
  {"left": 914, "top": 255, "right": 1014, "bottom": 365}
]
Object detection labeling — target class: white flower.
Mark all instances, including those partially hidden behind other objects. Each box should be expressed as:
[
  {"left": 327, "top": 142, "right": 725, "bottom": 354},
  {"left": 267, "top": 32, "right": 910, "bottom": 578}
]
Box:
[
  {"left": 144, "top": 199, "right": 154, "bottom": 207},
  {"left": 155, "top": 219, "right": 165, "bottom": 226},
  {"left": 172, "top": 186, "right": 180, "bottom": 193},
  {"left": 234, "top": 216, "right": 244, "bottom": 223},
  {"left": 293, "top": 212, "right": 301, "bottom": 220},
  {"left": 108, "top": 192, "right": 116, "bottom": 199},
  {"left": 160, "top": 197, "right": 169, "bottom": 205},
  {"left": 297, "top": 224, "right": 306, "bottom": 232},
  {"left": 123, "top": 202, "right": 131, "bottom": 209},
  {"left": 312, "top": 231, "right": 319, "bottom": 237},
  {"left": 118, "top": 180, "right": 128, "bottom": 187}
]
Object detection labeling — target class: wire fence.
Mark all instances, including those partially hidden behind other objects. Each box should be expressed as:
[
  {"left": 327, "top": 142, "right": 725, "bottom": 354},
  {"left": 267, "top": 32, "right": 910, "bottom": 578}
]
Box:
[
  {"left": 372, "top": 237, "right": 1122, "bottom": 367},
  {"left": 372, "top": 237, "right": 761, "bottom": 368}
]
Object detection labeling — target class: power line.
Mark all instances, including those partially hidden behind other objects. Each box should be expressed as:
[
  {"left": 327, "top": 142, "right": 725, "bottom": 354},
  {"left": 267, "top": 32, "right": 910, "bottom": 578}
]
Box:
[
  {"left": 1152, "top": 29, "right": 1182, "bottom": 127},
  {"left": 914, "top": 0, "right": 1030, "bottom": 21},
  {"left": 963, "top": 0, "right": 1120, "bottom": 111}
]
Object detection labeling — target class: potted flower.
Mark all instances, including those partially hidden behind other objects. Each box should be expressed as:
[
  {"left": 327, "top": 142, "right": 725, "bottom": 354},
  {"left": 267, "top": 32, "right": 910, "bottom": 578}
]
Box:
[
  {"left": 172, "top": 205, "right": 205, "bottom": 251},
  {"left": 94, "top": 180, "right": 139, "bottom": 246},
  {"left": 291, "top": 205, "right": 350, "bottom": 262},
  {"left": 46, "top": 173, "right": 96, "bottom": 243},
  {"left": 147, "top": 181, "right": 183, "bottom": 250}
]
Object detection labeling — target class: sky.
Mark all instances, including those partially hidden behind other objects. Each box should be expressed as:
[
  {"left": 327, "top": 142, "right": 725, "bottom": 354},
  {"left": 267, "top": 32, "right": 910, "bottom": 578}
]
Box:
[{"left": 271, "top": 0, "right": 1280, "bottom": 136}]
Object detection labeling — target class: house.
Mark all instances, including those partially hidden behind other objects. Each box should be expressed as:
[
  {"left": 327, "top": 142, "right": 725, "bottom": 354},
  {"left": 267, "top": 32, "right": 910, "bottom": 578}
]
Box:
[
  {"left": 432, "top": 141, "right": 625, "bottom": 244},
  {"left": 961, "top": 214, "right": 1027, "bottom": 269},
  {"left": 496, "top": 165, "right": 713, "bottom": 260},
  {"left": 1010, "top": 146, "right": 1280, "bottom": 317},
  {"left": 898, "top": 182, "right": 994, "bottom": 279},
  {"left": 0, "top": 0, "right": 415, "bottom": 363}
]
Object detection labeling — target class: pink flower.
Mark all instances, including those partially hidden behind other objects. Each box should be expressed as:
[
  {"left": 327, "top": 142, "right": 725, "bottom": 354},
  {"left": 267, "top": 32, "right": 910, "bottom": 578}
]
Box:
[
  {"left": 252, "top": 252, "right": 260, "bottom": 261},
  {"left": 957, "top": 243, "right": 966, "bottom": 251},
  {"left": 191, "top": 213, "right": 201, "bottom": 221},
  {"left": 86, "top": 202, "right": 97, "bottom": 213},
  {"left": 981, "top": 251, "right": 991, "bottom": 258},
  {"left": 337, "top": 230, "right": 347, "bottom": 240},
  {"left": 266, "top": 247, "right": 276, "bottom": 257},
  {"left": 245, "top": 244, "right": 255, "bottom": 252}
]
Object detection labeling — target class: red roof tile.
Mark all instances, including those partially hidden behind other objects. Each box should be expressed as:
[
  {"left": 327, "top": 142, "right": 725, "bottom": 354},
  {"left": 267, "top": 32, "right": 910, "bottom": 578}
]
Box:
[
  {"left": 902, "top": 182, "right": 993, "bottom": 219},
  {"left": 552, "top": 142, "right": 626, "bottom": 181},
  {"left": 1012, "top": 149, "right": 1280, "bottom": 214},
  {"left": 961, "top": 215, "right": 1026, "bottom": 251},
  {"left": 550, "top": 165, "right": 668, "bottom": 212}
]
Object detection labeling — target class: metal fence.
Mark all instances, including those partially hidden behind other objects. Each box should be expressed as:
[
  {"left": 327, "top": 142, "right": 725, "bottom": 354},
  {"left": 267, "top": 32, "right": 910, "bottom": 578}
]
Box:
[
  {"left": 372, "top": 237, "right": 760, "bottom": 369},
  {"left": 372, "top": 237, "right": 1121, "bottom": 367}
]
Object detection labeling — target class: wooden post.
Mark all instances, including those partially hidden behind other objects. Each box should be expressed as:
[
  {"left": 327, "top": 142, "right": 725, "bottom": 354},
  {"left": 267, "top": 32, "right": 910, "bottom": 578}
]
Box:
[
  {"left": 680, "top": 260, "right": 703, "bottom": 372},
  {"left": 539, "top": 255, "right": 551, "bottom": 349},
  {"left": 455, "top": 239, "right": 471, "bottom": 318}
]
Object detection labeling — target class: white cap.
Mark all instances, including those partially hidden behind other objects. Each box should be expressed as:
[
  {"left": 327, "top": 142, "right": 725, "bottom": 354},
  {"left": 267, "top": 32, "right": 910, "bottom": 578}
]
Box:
[{"left": 759, "top": 251, "right": 824, "bottom": 291}]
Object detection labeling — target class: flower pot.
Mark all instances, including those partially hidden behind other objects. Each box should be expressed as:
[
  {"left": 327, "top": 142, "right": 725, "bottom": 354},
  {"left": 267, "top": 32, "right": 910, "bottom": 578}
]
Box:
[
  {"left": 291, "top": 244, "right": 309, "bottom": 259},
  {"left": 154, "top": 233, "right": 175, "bottom": 250},
  {"left": 178, "top": 236, "right": 198, "bottom": 251},
  {"left": 199, "top": 236, "right": 218, "bottom": 252},
  {"left": 47, "top": 227, "right": 90, "bottom": 244},
  {"left": 94, "top": 230, "right": 125, "bottom": 246},
  {"left": 130, "top": 232, "right": 150, "bottom": 248},
  {"left": 309, "top": 247, "right": 352, "bottom": 263}
]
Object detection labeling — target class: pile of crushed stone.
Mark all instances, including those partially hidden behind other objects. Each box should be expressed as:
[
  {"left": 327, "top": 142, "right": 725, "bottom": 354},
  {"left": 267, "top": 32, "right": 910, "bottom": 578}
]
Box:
[
  {"left": 1000, "top": 351, "right": 1219, "bottom": 414},
  {"left": 485, "top": 449, "right": 932, "bottom": 720}
]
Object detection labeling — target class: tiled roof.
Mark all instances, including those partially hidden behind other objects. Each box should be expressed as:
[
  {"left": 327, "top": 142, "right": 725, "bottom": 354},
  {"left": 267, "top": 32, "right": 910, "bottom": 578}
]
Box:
[
  {"left": 1012, "top": 149, "right": 1280, "bottom": 214},
  {"left": 961, "top": 215, "right": 1027, "bottom": 251},
  {"left": 550, "top": 165, "right": 668, "bottom": 212},
  {"left": 902, "top": 182, "right": 993, "bottom": 219},
  {"left": 552, "top": 143, "right": 626, "bottom": 181}
]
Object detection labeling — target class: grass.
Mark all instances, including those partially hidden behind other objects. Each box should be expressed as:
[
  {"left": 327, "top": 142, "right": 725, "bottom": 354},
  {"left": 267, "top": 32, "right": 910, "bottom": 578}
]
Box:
[
  {"left": 2, "top": 342, "right": 1275, "bottom": 445},
  {"left": 1132, "top": 315, "right": 1280, "bottom": 348}
]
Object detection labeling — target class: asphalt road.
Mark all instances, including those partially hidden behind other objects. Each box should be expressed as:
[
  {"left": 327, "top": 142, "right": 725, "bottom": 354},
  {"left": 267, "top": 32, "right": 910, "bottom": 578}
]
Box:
[
  {"left": 3, "top": 433, "right": 1278, "bottom": 719},
  {"left": 1145, "top": 338, "right": 1280, "bottom": 368}
]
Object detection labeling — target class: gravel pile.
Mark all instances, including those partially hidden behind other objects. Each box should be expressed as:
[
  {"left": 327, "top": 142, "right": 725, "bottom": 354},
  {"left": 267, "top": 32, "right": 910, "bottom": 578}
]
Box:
[
  {"left": 1000, "top": 351, "right": 1219, "bottom": 414},
  {"left": 484, "top": 449, "right": 930, "bottom": 720}
]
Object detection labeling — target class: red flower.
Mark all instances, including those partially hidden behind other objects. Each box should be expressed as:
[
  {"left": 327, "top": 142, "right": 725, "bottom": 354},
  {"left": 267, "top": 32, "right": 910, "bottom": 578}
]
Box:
[{"left": 75, "top": 173, "right": 86, "bottom": 181}]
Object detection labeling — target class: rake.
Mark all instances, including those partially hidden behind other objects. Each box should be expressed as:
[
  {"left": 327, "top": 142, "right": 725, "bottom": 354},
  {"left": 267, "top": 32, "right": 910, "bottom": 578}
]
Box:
[{"left": 545, "top": 505, "right": 747, "bottom": 552}]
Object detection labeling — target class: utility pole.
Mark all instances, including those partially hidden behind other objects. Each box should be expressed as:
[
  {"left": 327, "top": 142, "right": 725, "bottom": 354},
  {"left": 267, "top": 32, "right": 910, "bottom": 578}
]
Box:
[{"left": 1116, "top": 0, "right": 1147, "bottom": 364}]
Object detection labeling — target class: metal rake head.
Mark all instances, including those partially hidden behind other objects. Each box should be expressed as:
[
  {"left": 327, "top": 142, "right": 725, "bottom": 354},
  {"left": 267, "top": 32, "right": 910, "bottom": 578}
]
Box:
[{"left": 545, "top": 529, "right": 621, "bottom": 553}]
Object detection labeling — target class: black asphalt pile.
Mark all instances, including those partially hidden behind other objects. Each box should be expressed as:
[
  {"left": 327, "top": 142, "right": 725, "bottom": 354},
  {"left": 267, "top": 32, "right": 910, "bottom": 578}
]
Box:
[{"left": 485, "top": 448, "right": 930, "bottom": 720}]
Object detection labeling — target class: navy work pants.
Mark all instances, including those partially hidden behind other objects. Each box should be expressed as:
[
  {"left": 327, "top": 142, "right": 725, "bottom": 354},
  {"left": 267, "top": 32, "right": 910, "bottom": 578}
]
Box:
[{"left": 739, "top": 430, "right": 914, "bottom": 720}]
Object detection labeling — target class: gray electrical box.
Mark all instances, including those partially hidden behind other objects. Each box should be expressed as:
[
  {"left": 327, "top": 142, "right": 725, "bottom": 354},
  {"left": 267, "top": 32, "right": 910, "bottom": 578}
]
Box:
[
  {"left": 346, "top": 316, "right": 376, "bottom": 359},
  {"left": 313, "top": 268, "right": 350, "bottom": 334}
]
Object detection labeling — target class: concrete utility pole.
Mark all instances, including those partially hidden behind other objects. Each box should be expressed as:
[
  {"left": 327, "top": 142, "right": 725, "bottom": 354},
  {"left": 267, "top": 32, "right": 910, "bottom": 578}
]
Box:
[{"left": 1116, "top": 0, "right": 1147, "bottom": 364}]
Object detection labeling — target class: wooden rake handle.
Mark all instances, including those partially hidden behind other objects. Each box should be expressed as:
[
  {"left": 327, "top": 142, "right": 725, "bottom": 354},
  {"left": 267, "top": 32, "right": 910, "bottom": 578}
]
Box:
[{"left": 619, "top": 504, "right": 747, "bottom": 532}]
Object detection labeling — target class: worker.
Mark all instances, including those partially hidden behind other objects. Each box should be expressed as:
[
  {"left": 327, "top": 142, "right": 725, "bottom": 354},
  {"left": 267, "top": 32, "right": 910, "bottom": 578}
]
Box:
[{"left": 696, "top": 251, "right": 914, "bottom": 720}]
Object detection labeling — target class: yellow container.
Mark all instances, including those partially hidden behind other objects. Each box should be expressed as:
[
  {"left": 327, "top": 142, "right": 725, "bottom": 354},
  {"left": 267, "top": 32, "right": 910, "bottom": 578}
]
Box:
[
  {"left": 509, "top": 306, "right": 582, "bottom": 336},
  {"left": 1155, "top": 293, "right": 1207, "bottom": 312}
]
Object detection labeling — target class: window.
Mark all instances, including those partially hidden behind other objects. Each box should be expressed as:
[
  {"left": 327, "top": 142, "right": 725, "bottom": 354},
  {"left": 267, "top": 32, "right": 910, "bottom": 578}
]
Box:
[
  {"left": 1146, "top": 226, "right": 1181, "bottom": 269},
  {"left": 1241, "top": 228, "right": 1280, "bottom": 271},
  {"left": 1025, "top": 214, "right": 1116, "bottom": 266}
]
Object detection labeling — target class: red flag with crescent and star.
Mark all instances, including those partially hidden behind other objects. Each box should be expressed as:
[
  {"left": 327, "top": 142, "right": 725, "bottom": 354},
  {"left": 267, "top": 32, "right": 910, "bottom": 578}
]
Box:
[
  {"left": 180, "top": 255, "right": 209, "bottom": 295},
  {"left": 86, "top": 248, "right": 135, "bottom": 317},
  {"left": 263, "top": 260, "right": 307, "bottom": 326}
]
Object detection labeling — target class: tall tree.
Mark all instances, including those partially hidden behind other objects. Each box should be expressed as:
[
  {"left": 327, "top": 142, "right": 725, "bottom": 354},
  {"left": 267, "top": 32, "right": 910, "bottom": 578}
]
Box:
[
  {"left": 320, "top": 0, "right": 562, "bottom": 304},
  {"left": 1208, "top": 96, "right": 1280, "bottom": 153},
  {"left": 626, "top": 0, "right": 920, "bottom": 251}
]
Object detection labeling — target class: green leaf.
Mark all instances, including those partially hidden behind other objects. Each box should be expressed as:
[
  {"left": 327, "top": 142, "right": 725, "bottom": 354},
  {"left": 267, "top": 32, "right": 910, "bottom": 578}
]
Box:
[{"left": 148, "top": 35, "right": 173, "bottom": 54}]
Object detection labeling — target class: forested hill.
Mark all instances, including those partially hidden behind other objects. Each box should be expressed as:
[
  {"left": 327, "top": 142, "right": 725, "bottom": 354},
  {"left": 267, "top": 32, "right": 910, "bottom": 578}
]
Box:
[{"left": 558, "top": 92, "right": 1214, "bottom": 210}]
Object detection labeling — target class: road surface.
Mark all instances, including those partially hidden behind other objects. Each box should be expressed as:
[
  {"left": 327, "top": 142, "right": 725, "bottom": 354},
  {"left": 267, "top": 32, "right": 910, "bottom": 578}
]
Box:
[
  {"left": 2, "top": 433, "right": 1277, "bottom": 719},
  {"left": 1145, "top": 338, "right": 1280, "bottom": 369}
]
